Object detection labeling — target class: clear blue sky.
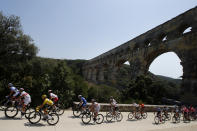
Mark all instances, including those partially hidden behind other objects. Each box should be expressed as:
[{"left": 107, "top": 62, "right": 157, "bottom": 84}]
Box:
[{"left": 1, "top": 0, "right": 197, "bottom": 78}]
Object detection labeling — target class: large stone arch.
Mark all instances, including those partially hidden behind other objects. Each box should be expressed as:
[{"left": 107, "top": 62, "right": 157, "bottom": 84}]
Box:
[
  {"left": 144, "top": 49, "right": 182, "bottom": 73},
  {"left": 83, "top": 7, "right": 197, "bottom": 103}
]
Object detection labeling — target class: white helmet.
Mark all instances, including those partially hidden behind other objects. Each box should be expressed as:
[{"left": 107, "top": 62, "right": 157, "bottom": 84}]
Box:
[
  {"left": 78, "top": 95, "right": 82, "bottom": 99},
  {"left": 8, "top": 83, "right": 13, "bottom": 87},
  {"left": 19, "top": 88, "right": 24, "bottom": 92}
]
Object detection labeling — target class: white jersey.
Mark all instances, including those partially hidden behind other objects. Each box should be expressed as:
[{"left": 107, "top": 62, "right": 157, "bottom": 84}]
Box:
[
  {"left": 20, "top": 91, "right": 31, "bottom": 99},
  {"left": 133, "top": 103, "right": 139, "bottom": 107},
  {"left": 20, "top": 91, "right": 31, "bottom": 105},
  {"left": 93, "top": 102, "right": 100, "bottom": 112},
  {"left": 111, "top": 99, "right": 118, "bottom": 107},
  {"left": 49, "top": 93, "right": 58, "bottom": 99}
]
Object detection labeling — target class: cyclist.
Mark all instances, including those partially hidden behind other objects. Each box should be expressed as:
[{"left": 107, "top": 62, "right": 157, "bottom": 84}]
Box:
[
  {"left": 48, "top": 90, "right": 58, "bottom": 105},
  {"left": 133, "top": 102, "right": 139, "bottom": 114},
  {"left": 156, "top": 107, "right": 162, "bottom": 117},
  {"left": 89, "top": 99, "right": 100, "bottom": 121},
  {"left": 189, "top": 105, "right": 196, "bottom": 118},
  {"left": 173, "top": 105, "right": 180, "bottom": 117},
  {"left": 16, "top": 88, "right": 31, "bottom": 117},
  {"left": 163, "top": 106, "right": 169, "bottom": 118},
  {"left": 109, "top": 96, "right": 118, "bottom": 115},
  {"left": 7, "top": 83, "right": 20, "bottom": 100},
  {"left": 139, "top": 103, "right": 145, "bottom": 114},
  {"left": 182, "top": 105, "right": 190, "bottom": 120},
  {"left": 78, "top": 95, "right": 87, "bottom": 112},
  {"left": 37, "top": 95, "right": 54, "bottom": 120}
]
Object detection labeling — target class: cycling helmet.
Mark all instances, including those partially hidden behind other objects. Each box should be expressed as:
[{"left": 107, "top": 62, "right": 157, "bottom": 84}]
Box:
[
  {"left": 91, "top": 99, "right": 95, "bottom": 103},
  {"left": 78, "top": 95, "right": 82, "bottom": 99},
  {"left": 19, "top": 88, "right": 24, "bottom": 92},
  {"left": 48, "top": 90, "right": 52, "bottom": 93},
  {"left": 8, "top": 83, "right": 13, "bottom": 87},
  {"left": 41, "top": 94, "right": 47, "bottom": 99}
]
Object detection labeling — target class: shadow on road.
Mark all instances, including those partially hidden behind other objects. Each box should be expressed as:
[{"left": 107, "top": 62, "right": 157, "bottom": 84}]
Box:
[
  {"left": 68, "top": 115, "right": 80, "bottom": 119},
  {"left": 0, "top": 116, "right": 21, "bottom": 120},
  {"left": 24, "top": 122, "right": 46, "bottom": 127},
  {"left": 80, "top": 122, "right": 97, "bottom": 126},
  {"left": 103, "top": 121, "right": 115, "bottom": 124},
  {"left": 80, "top": 120, "right": 118, "bottom": 126},
  {"left": 126, "top": 119, "right": 138, "bottom": 122}
]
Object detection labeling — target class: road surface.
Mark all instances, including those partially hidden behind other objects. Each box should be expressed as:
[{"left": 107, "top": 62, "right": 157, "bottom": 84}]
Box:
[{"left": 0, "top": 111, "right": 197, "bottom": 131}]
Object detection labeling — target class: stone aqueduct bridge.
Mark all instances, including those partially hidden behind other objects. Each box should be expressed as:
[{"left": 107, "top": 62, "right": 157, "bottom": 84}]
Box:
[{"left": 83, "top": 7, "right": 197, "bottom": 101}]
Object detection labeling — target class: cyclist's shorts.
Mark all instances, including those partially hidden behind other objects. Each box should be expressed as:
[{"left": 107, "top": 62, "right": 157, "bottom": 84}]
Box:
[
  {"left": 157, "top": 111, "right": 161, "bottom": 116},
  {"left": 53, "top": 97, "right": 59, "bottom": 103},
  {"left": 82, "top": 102, "right": 87, "bottom": 107},
  {"left": 115, "top": 107, "right": 119, "bottom": 111},
  {"left": 95, "top": 105, "right": 100, "bottom": 113},
  {"left": 23, "top": 97, "right": 31, "bottom": 105},
  {"left": 43, "top": 104, "right": 52, "bottom": 110}
]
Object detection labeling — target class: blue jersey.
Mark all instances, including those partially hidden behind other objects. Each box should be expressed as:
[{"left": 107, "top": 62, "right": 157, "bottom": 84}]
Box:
[
  {"left": 10, "top": 86, "right": 20, "bottom": 97},
  {"left": 157, "top": 107, "right": 161, "bottom": 112},
  {"left": 81, "top": 97, "right": 87, "bottom": 104}
]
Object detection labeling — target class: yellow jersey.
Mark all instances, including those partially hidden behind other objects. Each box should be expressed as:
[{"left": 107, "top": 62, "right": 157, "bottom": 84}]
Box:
[{"left": 42, "top": 98, "right": 54, "bottom": 106}]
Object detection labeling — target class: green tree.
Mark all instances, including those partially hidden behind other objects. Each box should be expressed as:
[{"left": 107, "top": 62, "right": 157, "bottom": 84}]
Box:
[
  {"left": 50, "top": 61, "right": 75, "bottom": 107},
  {"left": 0, "top": 12, "right": 38, "bottom": 63}
]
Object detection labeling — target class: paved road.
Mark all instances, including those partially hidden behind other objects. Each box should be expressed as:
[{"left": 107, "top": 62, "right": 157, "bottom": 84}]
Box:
[{"left": 0, "top": 111, "right": 197, "bottom": 131}]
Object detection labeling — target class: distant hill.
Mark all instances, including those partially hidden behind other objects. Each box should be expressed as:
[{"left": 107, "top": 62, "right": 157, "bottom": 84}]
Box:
[
  {"left": 155, "top": 75, "right": 182, "bottom": 85},
  {"left": 147, "top": 72, "right": 182, "bottom": 86}
]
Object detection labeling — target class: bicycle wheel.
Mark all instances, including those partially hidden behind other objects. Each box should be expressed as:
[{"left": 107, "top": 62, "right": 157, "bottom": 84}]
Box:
[
  {"left": 28, "top": 111, "right": 41, "bottom": 124},
  {"left": 96, "top": 114, "right": 104, "bottom": 124},
  {"left": 82, "top": 113, "right": 91, "bottom": 124},
  {"left": 136, "top": 112, "right": 142, "bottom": 119},
  {"left": 25, "top": 108, "right": 35, "bottom": 119},
  {"left": 161, "top": 115, "right": 166, "bottom": 124},
  {"left": 116, "top": 112, "right": 123, "bottom": 122},
  {"left": 142, "top": 112, "right": 148, "bottom": 119},
  {"left": 172, "top": 116, "right": 176, "bottom": 123},
  {"left": 128, "top": 112, "right": 134, "bottom": 120},
  {"left": 5, "top": 106, "right": 18, "bottom": 118},
  {"left": 177, "top": 116, "right": 180, "bottom": 123},
  {"left": 167, "top": 114, "right": 171, "bottom": 121},
  {"left": 0, "top": 105, "right": 6, "bottom": 111},
  {"left": 55, "top": 105, "right": 64, "bottom": 116},
  {"left": 154, "top": 116, "right": 159, "bottom": 124},
  {"left": 106, "top": 112, "right": 113, "bottom": 122},
  {"left": 47, "top": 113, "right": 59, "bottom": 125},
  {"left": 0, "top": 99, "right": 8, "bottom": 111},
  {"left": 73, "top": 108, "right": 81, "bottom": 117}
]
